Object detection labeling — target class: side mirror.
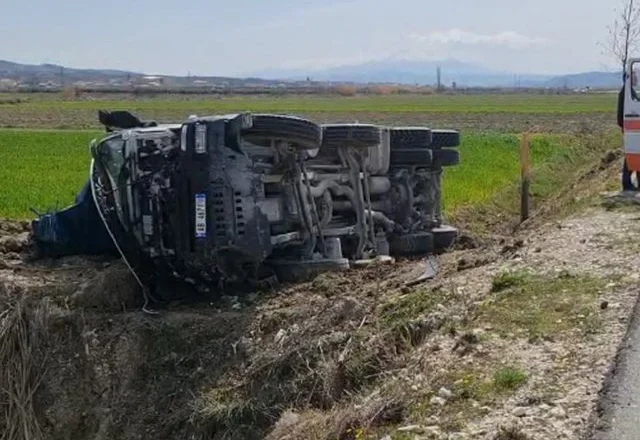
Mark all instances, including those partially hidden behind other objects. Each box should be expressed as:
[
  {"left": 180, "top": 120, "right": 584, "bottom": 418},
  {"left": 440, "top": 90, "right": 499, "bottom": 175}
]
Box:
[{"left": 97, "top": 110, "right": 145, "bottom": 130}]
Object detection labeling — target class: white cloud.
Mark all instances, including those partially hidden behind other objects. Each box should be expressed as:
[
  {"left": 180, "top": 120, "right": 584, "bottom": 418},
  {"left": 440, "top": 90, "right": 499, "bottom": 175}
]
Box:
[{"left": 408, "top": 28, "right": 549, "bottom": 49}]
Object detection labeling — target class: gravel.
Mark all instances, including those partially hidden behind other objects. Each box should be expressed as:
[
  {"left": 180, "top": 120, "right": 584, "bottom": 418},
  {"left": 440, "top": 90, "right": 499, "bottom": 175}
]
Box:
[{"left": 410, "top": 207, "right": 640, "bottom": 439}]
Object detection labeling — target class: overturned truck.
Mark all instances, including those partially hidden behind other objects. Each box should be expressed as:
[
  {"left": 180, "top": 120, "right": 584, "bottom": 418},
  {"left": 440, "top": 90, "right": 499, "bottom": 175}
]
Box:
[{"left": 31, "top": 111, "right": 460, "bottom": 300}]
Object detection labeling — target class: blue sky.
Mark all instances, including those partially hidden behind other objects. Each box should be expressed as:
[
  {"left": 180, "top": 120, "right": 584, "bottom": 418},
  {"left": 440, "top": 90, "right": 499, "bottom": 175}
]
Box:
[{"left": 0, "top": 0, "right": 619, "bottom": 76}]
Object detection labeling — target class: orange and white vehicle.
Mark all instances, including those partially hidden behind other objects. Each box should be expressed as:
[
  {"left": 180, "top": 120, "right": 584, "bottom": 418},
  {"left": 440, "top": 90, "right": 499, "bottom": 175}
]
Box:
[{"left": 624, "top": 60, "right": 640, "bottom": 172}]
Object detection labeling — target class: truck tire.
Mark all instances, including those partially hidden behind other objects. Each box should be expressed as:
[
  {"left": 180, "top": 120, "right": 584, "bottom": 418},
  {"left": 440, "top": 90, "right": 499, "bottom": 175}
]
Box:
[
  {"left": 390, "top": 127, "right": 433, "bottom": 150},
  {"left": 242, "top": 114, "right": 322, "bottom": 150},
  {"left": 433, "top": 149, "right": 459, "bottom": 167},
  {"left": 390, "top": 149, "right": 433, "bottom": 167},
  {"left": 366, "top": 128, "right": 390, "bottom": 175},
  {"left": 389, "top": 232, "right": 434, "bottom": 256},
  {"left": 431, "top": 129, "right": 460, "bottom": 148},
  {"left": 322, "top": 124, "right": 382, "bottom": 149}
]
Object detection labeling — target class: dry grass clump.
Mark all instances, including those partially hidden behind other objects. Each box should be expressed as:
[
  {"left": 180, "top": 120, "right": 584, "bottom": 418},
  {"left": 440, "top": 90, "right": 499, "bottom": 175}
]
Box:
[{"left": 0, "top": 298, "right": 52, "bottom": 440}]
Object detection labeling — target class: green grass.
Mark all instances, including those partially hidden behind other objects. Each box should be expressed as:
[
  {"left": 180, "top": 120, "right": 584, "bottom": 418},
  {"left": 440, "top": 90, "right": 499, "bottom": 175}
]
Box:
[
  {"left": 0, "top": 129, "right": 565, "bottom": 219},
  {"left": 405, "top": 364, "right": 529, "bottom": 435},
  {"left": 449, "top": 366, "right": 528, "bottom": 403},
  {"left": 0, "top": 92, "right": 616, "bottom": 114},
  {"left": 491, "top": 270, "right": 530, "bottom": 293},
  {"left": 449, "top": 128, "right": 619, "bottom": 237},
  {"left": 442, "top": 133, "right": 564, "bottom": 213},
  {"left": 479, "top": 271, "right": 606, "bottom": 340},
  {"left": 0, "top": 130, "right": 100, "bottom": 219},
  {"left": 492, "top": 367, "right": 528, "bottom": 392}
]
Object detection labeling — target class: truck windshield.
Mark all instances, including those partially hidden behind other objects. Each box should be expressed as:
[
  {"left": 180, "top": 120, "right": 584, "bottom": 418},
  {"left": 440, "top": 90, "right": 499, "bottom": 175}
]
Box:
[
  {"left": 95, "top": 134, "right": 128, "bottom": 226},
  {"left": 99, "top": 135, "right": 126, "bottom": 181}
]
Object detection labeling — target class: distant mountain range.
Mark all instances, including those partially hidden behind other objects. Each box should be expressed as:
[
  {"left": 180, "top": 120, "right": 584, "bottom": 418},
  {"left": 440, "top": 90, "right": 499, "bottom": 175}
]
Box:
[
  {"left": 0, "top": 60, "right": 279, "bottom": 88},
  {"left": 0, "top": 58, "right": 623, "bottom": 90},
  {"left": 250, "top": 59, "right": 622, "bottom": 89},
  {"left": 0, "top": 60, "right": 134, "bottom": 79}
]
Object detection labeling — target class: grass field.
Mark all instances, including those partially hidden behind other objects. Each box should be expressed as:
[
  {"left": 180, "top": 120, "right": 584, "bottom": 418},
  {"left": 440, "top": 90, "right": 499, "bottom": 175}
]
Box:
[
  {"left": 442, "top": 133, "right": 565, "bottom": 212},
  {"left": 0, "top": 130, "right": 98, "bottom": 219},
  {"left": 0, "top": 129, "right": 567, "bottom": 220}
]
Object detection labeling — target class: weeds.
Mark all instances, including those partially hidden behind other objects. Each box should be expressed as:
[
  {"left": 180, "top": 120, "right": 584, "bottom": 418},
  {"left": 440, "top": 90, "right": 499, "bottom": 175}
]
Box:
[
  {"left": 0, "top": 298, "right": 52, "bottom": 440},
  {"left": 493, "top": 367, "right": 528, "bottom": 392},
  {"left": 494, "top": 424, "right": 532, "bottom": 440},
  {"left": 490, "top": 270, "right": 529, "bottom": 293},
  {"left": 379, "top": 287, "right": 440, "bottom": 324},
  {"left": 448, "top": 366, "right": 526, "bottom": 403},
  {"left": 479, "top": 273, "right": 606, "bottom": 340}
]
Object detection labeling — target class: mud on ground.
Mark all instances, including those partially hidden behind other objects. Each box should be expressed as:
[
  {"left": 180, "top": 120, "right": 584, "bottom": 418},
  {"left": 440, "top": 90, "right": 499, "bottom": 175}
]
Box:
[{"left": 0, "top": 153, "right": 638, "bottom": 440}]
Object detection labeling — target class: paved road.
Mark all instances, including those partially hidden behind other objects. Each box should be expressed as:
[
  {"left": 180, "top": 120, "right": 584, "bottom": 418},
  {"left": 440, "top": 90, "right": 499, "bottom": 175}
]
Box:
[{"left": 591, "top": 294, "right": 640, "bottom": 440}]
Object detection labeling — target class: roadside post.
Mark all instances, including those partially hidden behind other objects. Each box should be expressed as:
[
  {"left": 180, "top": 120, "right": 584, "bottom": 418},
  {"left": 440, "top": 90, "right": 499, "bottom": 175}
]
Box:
[{"left": 520, "top": 132, "right": 531, "bottom": 222}]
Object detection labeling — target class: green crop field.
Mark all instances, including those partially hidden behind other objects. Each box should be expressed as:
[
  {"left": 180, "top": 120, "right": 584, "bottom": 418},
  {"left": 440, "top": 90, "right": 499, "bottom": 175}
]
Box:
[
  {"left": 441, "top": 133, "right": 565, "bottom": 212},
  {"left": 0, "top": 130, "right": 99, "bottom": 219},
  {"left": 0, "top": 129, "right": 566, "bottom": 220}
]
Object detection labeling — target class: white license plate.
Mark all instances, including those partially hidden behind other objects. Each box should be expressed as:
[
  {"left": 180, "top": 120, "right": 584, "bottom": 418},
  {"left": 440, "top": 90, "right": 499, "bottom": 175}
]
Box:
[
  {"left": 195, "top": 124, "right": 207, "bottom": 154},
  {"left": 195, "top": 193, "right": 206, "bottom": 238}
]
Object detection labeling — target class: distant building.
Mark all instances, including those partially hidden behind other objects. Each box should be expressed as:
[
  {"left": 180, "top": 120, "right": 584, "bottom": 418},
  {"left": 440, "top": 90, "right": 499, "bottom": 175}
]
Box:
[
  {"left": 0, "top": 78, "right": 18, "bottom": 89},
  {"left": 137, "top": 75, "right": 165, "bottom": 86}
]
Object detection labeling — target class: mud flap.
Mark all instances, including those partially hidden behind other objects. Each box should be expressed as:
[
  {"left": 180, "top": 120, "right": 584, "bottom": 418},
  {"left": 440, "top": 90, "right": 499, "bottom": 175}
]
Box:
[
  {"left": 31, "top": 180, "right": 118, "bottom": 257},
  {"left": 405, "top": 254, "right": 438, "bottom": 287}
]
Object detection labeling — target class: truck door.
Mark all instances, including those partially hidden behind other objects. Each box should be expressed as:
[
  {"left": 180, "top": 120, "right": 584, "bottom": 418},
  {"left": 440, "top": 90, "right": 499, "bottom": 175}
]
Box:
[{"left": 624, "top": 59, "right": 640, "bottom": 172}]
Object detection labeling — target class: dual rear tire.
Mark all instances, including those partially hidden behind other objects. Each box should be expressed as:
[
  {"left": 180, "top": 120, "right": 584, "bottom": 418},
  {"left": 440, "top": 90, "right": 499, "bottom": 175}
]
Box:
[{"left": 390, "top": 127, "right": 460, "bottom": 167}]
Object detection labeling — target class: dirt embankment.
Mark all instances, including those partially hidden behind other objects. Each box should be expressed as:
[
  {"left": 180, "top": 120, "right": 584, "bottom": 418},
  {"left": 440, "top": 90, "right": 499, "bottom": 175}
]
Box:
[{"left": 0, "top": 141, "right": 637, "bottom": 440}]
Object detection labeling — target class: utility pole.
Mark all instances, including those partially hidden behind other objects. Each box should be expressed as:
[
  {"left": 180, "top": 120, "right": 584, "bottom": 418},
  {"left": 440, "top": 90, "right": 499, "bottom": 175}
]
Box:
[
  {"left": 520, "top": 133, "right": 531, "bottom": 222},
  {"left": 436, "top": 66, "right": 442, "bottom": 91}
]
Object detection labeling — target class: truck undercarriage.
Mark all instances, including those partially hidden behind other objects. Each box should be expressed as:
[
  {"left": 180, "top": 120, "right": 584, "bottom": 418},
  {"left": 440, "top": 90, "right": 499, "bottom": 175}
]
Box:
[{"left": 31, "top": 111, "right": 461, "bottom": 300}]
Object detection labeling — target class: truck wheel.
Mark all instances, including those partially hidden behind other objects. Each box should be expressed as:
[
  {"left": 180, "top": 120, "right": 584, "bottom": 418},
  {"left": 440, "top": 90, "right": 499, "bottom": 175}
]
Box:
[
  {"left": 242, "top": 114, "right": 322, "bottom": 150},
  {"left": 389, "top": 232, "right": 434, "bottom": 256},
  {"left": 322, "top": 124, "right": 382, "bottom": 149},
  {"left": 431, "top": 129, "right": 460, "bottom": 148},
  {"left": 433, "top": 149, "right": 459, "bottom": 167},
  {"left": 390, "top": 127, "right": 433, "bottom": 149},
  {"left": 390, "top": 149, "right": 433, "bottom": 167}
]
